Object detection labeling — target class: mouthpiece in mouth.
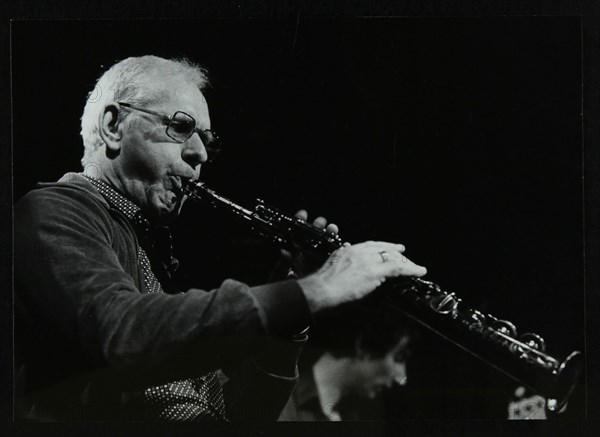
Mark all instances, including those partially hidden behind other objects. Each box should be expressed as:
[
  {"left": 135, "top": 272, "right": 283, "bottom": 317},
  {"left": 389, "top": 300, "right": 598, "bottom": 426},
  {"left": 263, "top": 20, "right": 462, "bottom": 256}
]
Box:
[{"left": 182, "top": 179, "right": 200, "bottom": 195}]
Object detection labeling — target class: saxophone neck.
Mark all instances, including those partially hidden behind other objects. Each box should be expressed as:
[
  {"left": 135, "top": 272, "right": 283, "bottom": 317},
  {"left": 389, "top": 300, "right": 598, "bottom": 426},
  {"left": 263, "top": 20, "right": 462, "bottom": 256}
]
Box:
[
  {"left": 183, "top": 179, "right": 343, "bottom": 257},
  {"left": 184, "top": 180, "right": 255, "bottom": 217},
  {"left": 183, "top": 179, "right": 215, "bottom": 202}
]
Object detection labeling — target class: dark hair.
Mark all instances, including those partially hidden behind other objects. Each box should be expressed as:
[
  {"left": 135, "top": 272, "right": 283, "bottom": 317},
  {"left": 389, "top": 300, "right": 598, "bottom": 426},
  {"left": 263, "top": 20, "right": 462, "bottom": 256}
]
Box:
[{"left": 303, "top": 301, "right": 418, "bottom": 363}]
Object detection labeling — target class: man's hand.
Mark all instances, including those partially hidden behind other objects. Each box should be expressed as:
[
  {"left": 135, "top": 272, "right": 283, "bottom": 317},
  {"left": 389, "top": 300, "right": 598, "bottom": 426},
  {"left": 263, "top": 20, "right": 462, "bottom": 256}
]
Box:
[
  {"left": 293, "top": 209, "right": 339, "bottom": 235},
  {"left": 281, "top": 210, "right": 341, "bottom": 277},
  {"left": 298, "top": 241, "right": 427, "bottom": 314}
]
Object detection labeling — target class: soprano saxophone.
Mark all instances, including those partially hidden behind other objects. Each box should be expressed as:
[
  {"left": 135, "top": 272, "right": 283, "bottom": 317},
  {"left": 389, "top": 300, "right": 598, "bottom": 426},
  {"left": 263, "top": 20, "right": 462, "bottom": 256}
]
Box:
[{"left": 183, "top": 180, "right": 583, "bottom": 413}]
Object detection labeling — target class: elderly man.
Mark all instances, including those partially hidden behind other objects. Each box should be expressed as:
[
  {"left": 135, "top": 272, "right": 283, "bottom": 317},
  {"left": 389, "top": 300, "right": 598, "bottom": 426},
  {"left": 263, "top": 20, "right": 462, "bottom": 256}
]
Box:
[{"left": 14, "top": 55, "right": 426, "bottom": 421}]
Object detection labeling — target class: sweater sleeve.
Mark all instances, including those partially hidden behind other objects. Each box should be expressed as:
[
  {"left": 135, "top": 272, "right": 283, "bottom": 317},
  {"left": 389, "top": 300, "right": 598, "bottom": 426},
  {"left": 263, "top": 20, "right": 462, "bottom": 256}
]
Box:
[
  {"left": 14, "top": 185, "right": 312, "bottom": 391},
  {"left": 222, "top": 337, "right": 307, "bottom": 421}
]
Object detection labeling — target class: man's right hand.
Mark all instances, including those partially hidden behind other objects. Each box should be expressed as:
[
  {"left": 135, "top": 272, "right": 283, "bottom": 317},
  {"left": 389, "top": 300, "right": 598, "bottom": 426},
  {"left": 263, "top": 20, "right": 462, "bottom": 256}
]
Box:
[{"left": 297, "top": 241, "right": 427, "bottom": 314}]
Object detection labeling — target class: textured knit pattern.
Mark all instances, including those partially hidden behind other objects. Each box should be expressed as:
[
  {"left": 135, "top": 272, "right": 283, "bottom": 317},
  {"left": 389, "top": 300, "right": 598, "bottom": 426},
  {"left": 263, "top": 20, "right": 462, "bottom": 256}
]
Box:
[{"left": 83, "top": 175, "right": 226, "bottom": 421}]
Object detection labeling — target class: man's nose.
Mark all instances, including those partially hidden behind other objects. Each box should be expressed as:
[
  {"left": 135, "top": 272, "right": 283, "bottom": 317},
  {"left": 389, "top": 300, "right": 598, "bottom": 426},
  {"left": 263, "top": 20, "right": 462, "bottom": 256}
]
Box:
[{"left": 181, "top": 132, "right": 208, "bottom": 168}]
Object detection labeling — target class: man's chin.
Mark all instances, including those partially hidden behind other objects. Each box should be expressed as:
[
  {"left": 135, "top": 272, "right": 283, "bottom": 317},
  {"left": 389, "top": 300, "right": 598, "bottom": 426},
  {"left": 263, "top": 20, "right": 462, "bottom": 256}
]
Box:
[{"left": 152, "top": 197, "right": 184, "bottom": 225}]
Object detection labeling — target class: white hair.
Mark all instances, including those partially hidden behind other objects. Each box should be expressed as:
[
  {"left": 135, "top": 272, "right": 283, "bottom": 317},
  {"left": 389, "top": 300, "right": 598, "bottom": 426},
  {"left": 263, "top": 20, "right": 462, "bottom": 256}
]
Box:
[{"left": 80, "top": 55, "right": 209, "bottom": 166}]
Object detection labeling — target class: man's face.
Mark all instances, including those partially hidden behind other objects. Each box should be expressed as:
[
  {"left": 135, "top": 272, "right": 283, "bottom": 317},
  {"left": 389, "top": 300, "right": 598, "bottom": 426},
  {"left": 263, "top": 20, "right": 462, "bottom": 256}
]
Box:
[
  {"left": 350, "top": 335, "right": 410, "bottom": 399},
  {"left": 116, "top": 75, "right": 210, "bottom": 224}
]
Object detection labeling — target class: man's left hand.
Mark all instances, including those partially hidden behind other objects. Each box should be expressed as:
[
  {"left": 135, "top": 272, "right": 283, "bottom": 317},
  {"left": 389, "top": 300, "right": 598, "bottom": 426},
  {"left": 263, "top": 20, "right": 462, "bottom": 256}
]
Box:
[{"left": 281, "top": 209, "right": 342, "bottom": 277}]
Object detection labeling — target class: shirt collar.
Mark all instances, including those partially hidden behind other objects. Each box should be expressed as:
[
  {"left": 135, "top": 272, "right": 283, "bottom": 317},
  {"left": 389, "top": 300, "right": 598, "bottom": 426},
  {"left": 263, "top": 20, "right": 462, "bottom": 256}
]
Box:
[{"left": 82, "top": 174, "right": 152, "bottom": 235}]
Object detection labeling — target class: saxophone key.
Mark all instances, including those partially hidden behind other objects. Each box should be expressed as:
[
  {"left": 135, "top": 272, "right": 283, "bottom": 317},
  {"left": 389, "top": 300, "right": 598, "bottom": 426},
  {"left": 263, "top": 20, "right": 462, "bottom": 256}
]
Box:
[{"left": 428, "top": 292, "right": 459, "bottom": 315}]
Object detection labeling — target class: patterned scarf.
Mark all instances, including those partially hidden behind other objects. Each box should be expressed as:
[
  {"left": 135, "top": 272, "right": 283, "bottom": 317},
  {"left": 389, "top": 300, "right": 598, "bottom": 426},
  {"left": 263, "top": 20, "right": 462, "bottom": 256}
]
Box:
[{"left": 83, "top": 175, "right": 227, "bottom": 421}]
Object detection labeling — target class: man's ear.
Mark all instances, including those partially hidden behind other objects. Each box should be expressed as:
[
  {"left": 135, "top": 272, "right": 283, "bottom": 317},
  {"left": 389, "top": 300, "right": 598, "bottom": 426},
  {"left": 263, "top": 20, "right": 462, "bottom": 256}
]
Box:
[{"left": 98, "top": 103, "right": 123, "bottom": 154}]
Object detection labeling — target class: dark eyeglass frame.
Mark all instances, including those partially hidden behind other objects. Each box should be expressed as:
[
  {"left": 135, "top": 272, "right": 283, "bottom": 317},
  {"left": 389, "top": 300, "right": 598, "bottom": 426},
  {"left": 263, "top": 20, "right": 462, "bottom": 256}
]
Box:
[{"left": 118, "top": 101, "right": 221, "bottom": 162}]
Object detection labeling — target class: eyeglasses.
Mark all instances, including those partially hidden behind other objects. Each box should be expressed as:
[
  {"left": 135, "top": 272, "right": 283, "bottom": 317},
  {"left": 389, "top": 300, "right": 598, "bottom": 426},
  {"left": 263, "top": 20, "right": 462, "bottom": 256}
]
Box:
[{"left": 118, "top": 102, "right": 222, "bottom": 162}]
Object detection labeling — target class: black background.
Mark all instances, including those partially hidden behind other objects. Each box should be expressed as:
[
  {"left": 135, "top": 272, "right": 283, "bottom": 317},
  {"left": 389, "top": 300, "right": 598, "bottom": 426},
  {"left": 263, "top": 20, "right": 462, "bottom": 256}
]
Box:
[{"left": 10, "top": 15, "right": 588, "bottom": 424}]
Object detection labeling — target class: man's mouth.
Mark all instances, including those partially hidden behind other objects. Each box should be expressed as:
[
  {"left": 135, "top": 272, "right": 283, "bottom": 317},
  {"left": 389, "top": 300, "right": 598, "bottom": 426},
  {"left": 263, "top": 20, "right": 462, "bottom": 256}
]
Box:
[
  {"left": 166, "top": 175, "right": 197, "bottom": 207},
  {"left": 169, "top": 176, "right": 184, "bottom": 197}
]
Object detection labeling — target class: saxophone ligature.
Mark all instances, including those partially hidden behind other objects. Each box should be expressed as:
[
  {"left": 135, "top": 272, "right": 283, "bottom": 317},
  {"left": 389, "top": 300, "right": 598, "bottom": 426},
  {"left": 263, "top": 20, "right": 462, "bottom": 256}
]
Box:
[{"left": 183, "top": 179, "right": 583, "bottom": 413}]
